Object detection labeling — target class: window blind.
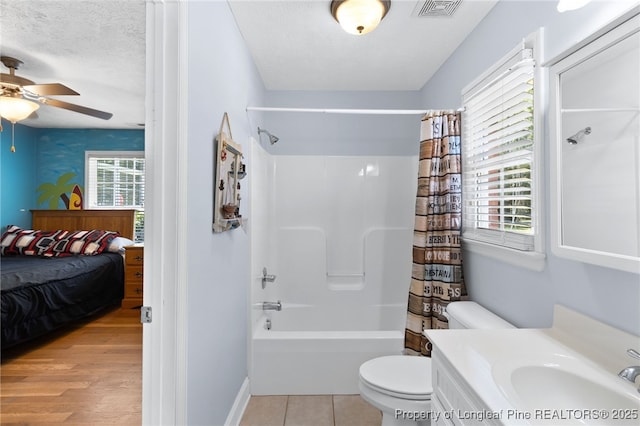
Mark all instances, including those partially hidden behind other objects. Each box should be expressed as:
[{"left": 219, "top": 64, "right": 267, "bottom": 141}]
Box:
[
  {"left": 462, "top": 47, "right": 535, "bottom": 251},
  {"left": 86, "top": 152, "right": 145, "bottom": 243}
]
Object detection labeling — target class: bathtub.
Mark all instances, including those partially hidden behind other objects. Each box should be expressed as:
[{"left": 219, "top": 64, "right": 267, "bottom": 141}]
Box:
[{"left": 250, "top": 303, "right": 405, "bottom": 395}]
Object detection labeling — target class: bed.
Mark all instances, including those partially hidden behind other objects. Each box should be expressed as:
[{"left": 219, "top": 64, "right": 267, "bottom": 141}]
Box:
[{"left": 1, "top": 210, "right": 136, "bottom": 349}]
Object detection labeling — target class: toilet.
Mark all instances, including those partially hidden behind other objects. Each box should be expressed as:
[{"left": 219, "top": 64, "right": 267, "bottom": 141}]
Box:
[{"left": 359, "top": 301, "right": 514, "bottom": 426}]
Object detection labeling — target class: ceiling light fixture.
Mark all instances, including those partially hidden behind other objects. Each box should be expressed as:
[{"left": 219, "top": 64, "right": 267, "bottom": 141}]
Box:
[
  {"left": 0, "top": 96, "right": 39, "bottom": 123},
  {"left": 557, "top": 0, "right": 591, "bottom": 12},
  {"left": 0, "top": 96, "right": 39, "bottom": 152},
  {"left": 330, "top": 0, "right": 391, "bottom": 36}
]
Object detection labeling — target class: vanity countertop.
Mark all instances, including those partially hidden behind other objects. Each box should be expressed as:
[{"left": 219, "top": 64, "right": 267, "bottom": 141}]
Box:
[{"left": 424, "top": 305, "right": 640, "bottom": 425}]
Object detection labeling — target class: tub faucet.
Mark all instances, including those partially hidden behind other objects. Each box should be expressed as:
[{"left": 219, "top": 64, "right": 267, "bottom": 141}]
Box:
[
  {"left": 618, "top": 348, "right": 640, "bottom": 392},
  {"left": 262, "top": 267, "right": 276, "bottom": 289},
  {"left": 262, "top": 300, "right": 282, "bottom": 311}
]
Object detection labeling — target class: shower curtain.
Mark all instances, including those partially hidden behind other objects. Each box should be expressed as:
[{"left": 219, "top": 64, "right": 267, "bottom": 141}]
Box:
[{"left": 404, "top": 110, "right": 467, "bottom": 357}]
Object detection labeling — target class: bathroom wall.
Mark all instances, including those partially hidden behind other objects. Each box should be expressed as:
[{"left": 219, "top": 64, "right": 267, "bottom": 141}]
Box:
[
  {"left": 185, "top": 2, "right": 265, "bottom": 424},
  {"left": 420, "top": 0, "right": 640, "bottom": 334},
  {"left": 261, "top": 90, "right": 423, "bottom": 156}
]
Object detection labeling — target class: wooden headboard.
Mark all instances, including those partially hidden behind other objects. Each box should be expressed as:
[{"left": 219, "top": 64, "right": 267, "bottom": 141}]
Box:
[{"left": 31, "top": 210, "right": 136, "bottom": 240}]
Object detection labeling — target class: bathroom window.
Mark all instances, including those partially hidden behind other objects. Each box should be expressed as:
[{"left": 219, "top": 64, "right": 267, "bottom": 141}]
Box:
[
  {"left": 461, "top": 31, "right": 544, "bottom": 270},
  {"left": 85, "top": 151, "right": 145, "bottom": 242}
]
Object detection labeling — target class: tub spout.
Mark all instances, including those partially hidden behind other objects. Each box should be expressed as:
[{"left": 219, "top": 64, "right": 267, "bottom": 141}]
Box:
[{"left": 263, "top": 300, "right": 282, "bottom": 311}]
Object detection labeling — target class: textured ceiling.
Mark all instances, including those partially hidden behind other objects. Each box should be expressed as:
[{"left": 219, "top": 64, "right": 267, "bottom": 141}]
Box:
[
  {"left": 0, "top": 0, "right": 146, "bottom": 129},
  {"left": 0, "top": 0, "right": 497, "bottom": 129},
  {"left": 229, "top": 0, "right": 498, "bottom": 91}
]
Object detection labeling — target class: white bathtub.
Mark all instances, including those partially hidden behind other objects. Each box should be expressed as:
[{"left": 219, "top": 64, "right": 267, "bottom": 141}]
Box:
[{"left": 250, "top": 304, "right": 405, "bottom": 395}]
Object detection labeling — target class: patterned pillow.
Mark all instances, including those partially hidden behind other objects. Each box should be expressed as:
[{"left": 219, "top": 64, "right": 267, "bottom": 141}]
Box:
[
  {"left": 0, "top": 225, "right": 65, "bottom": 256},
  {"left": 45, "top": 229, "right": 121, "bottom": 257}
]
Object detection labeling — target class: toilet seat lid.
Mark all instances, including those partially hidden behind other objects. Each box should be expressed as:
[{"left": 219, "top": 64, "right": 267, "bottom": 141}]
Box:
[{"left": 359, "top": 355, "right": 432, "bottom": 399}]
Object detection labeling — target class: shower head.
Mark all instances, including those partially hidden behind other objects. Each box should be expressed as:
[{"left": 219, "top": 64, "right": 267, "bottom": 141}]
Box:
[
  {"left": 566, "top": 126, "right": 591, "bottom": 144},
  {"left": 258, "top": 127, "right": 279, "bottom": 145}
]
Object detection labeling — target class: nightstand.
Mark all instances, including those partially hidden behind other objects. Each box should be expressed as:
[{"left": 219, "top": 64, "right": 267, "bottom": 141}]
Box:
[{"left": 123, "top": 244, "right": 144, "bottom": 308}]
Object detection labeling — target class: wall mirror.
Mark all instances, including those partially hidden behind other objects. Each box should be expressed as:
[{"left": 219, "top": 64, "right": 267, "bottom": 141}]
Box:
[{"left": 550, "top": 11, "right": 639, "bottom": 273}]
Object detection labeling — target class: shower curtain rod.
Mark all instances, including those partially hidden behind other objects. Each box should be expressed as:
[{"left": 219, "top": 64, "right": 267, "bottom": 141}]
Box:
[{"left": 246, "top": 106, "right": 464, "bottom": 115}]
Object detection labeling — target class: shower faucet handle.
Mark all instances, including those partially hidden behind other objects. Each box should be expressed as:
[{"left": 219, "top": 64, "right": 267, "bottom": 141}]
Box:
[
  {"left": 627, "top": 348, "right": 640, "bottom": 360},
  {"left": 262, "top": 267, "right": 277, "bottom": 289}
]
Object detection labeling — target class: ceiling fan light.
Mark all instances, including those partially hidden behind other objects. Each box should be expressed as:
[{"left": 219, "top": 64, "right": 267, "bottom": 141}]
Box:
[
  {"left": 0, "top": 96, "right": 39, "bottom": 123},
  {"left": 331, "top": 0, "right": 390, "bottom": 36}
]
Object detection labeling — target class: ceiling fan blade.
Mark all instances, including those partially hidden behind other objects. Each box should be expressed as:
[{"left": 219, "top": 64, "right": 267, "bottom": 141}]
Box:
[
  {"left": 42, "top": 98, "right": 113, "bottom": 120},
  {"left": 23, "top": 83, "right": 79, "bottom": 96}
]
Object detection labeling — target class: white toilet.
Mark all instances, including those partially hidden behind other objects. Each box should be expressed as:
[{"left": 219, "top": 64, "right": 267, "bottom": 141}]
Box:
[{"left": 359, "top": 301, "right": 514, "bottom": 426}]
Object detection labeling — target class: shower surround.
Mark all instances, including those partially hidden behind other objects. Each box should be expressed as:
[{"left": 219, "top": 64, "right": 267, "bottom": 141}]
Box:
[{"left": 250, "top": 140, "right": 418, "bottom": 394}]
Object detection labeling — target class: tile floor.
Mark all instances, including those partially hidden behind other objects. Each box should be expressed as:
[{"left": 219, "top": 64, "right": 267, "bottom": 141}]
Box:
[{"left": 239, "top": 395, "right": 382, "bottom": 426}]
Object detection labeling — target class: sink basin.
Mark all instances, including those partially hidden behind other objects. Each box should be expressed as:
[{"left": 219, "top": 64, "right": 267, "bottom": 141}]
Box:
[
  {"left": 491, "top": 364, "right": 640, "bottom": 425},
  {"left": 512, "top": 366, "right": 639, "bottom": 412}
]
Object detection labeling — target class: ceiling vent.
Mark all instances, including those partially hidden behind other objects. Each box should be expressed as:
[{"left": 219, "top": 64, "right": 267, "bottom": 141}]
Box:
[{"left": 413, "top": 0, "right": 462, "bottom": 17}]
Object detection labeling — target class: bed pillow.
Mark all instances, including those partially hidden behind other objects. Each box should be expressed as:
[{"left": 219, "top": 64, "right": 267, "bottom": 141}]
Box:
[
  {"left": 45, "top": 229, "right": 121, "bottom": 257},
  {"left": 0, "top": 225, "right": 65, "bottom": 256},
  {"left": 107, "top": 236, "right": 135, "bottom": 253}
]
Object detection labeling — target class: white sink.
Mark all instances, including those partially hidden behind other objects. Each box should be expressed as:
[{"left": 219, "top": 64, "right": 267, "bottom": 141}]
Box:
[
  {"left": 426, "top": 306, "right": 640, "bottom": 425},
  {"left": 493, "top": 358, "right": 640, "bottom": 425},
  {"left": 512, "top": 365, "right": 639, "bottom": 411}
]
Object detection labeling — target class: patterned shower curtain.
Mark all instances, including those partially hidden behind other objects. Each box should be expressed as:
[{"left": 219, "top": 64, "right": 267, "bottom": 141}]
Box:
[{"left": 404, "top": 110, "right": 467, "bottom": 357}]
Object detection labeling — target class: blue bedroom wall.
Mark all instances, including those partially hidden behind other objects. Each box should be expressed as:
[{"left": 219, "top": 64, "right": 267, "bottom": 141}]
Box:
[
  {"left": 0, "top": 121, "right": 144, "bottom": 229},
  {"left": 35, "top": 129, "right": 144, "bottom": 209},
  {"left": 0, "top": 121, "right": 38, "bottom": 229}
]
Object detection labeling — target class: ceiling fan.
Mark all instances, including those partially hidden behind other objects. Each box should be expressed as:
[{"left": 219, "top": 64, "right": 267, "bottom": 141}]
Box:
[{"left": 0, "top": 55, "right": 113, "bottom": 122}]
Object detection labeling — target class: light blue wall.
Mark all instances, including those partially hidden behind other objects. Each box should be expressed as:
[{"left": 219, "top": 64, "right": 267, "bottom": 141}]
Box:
[
  {"left": 262, "top": 90, "right": 423, "bottom": 155},
  {"left": 186, "top": 2, "right": 264, "bottom": 424},
  {"left": 0, "top": 121, "right": 38, "bottom": 229},
  {"left": 420, "top": 0, "right": 640, "bottom": 334}
]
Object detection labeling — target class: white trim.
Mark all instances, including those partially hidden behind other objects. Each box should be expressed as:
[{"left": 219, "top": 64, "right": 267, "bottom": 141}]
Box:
[
  {"left": 463, "top": 238, "right": 546, "bottom": 272},
  {"left": 142, "top": 1, "right": 188, "bottom": 425},
  {"left": 85, "top": 150, "right": 145, "bottom": 158},
  {"left": 175, "top": 0, "right": 189, "bottom": 422},
  {"left": 84, "top": 150, "right": 145, "bottom": 210},
  {"left": 224, "top": 378, "right": 251, "bottom": 426}
]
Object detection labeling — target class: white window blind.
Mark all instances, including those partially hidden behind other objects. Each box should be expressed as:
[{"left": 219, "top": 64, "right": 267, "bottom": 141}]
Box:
[
  {"left": 462, "top": 45, "right": 536, "bottom": 251},
  {"left": 86, "top": 151, "right": 145, "bottom": 242}
]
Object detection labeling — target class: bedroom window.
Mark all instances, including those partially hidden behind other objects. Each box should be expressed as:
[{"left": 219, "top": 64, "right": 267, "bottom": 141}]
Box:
[
  {"left": 461, "top": 31, "right": 544, "bottom": 270},
  {"left": 85, "top": 151, "right": 145, "bottom": 243}
]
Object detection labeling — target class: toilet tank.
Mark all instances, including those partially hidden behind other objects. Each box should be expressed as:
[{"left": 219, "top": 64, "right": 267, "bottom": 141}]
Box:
[{"left": 446, "top": 301, "right": 514, "bottom": 329}]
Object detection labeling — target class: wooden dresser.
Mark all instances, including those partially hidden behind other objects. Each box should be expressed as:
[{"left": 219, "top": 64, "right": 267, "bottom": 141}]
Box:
[{"left": 123, "top": 244, "right": 144, "bottom": 308}]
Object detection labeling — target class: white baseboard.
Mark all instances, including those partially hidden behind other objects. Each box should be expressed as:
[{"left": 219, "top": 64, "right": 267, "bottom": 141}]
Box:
[{"left": 224, "top": 377, "right": 250, "bottom": 426}]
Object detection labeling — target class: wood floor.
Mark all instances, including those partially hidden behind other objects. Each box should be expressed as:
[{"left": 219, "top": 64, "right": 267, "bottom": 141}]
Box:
[{"left": 0, "top": 306, "right": 142, "bottom": 425}]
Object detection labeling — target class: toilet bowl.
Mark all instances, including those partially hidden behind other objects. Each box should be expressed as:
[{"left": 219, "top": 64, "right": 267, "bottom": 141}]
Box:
[{"left": 358, "top": 301, "right": 514, "bottom": 426}]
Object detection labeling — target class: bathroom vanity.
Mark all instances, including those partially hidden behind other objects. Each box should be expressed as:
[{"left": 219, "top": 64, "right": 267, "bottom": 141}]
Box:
[{"left": 425, "top": 306, "right": 640, "bottom": 425}]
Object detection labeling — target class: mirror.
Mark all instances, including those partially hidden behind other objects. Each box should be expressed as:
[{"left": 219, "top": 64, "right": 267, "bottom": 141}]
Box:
[{"left": 550, "top": 12, "right": 640, "bottom": 273}]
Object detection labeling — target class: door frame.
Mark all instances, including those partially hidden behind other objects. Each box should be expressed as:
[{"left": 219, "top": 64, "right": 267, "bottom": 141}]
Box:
[{"left": 142, "top": 1, "right": 188, "bottom": 424}]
